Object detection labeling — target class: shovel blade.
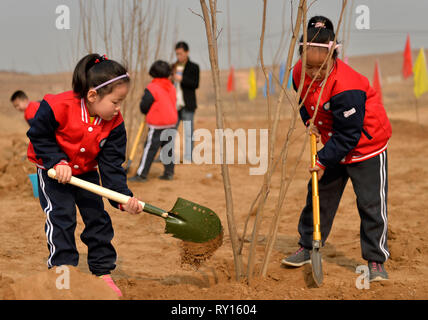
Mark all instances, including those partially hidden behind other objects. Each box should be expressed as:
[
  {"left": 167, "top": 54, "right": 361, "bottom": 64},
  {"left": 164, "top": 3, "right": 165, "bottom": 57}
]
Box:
[
  {"left": 311, "top": 248, "right": 323, "bottom": 287},
  {"left": 165, "top": 197, "right": 222, "bottom": 243}
]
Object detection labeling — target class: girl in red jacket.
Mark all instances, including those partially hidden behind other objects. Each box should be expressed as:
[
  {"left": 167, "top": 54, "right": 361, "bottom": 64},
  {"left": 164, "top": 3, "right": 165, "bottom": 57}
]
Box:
[
  {"left": 130, "top": 60, "right": 177, "bottom": 182},
  {"left": 281, "top": 16, "right": 392, "bottom": 282},
  {"left": 27, "top": 53, "right": 142, "bottom": 296}
]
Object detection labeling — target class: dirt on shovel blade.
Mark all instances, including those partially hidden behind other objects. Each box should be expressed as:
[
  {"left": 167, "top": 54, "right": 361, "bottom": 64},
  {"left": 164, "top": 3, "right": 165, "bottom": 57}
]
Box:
[{"left": 180, "top": 229, "right": 224, "bottom": 269}]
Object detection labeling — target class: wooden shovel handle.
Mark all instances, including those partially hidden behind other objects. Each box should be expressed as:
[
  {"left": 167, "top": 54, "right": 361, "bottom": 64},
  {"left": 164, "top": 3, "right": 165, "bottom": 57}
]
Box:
[
  {"left": 47, "top": 169, "right": 170, "bottom": 219},
  {"left": 47, "top": 168, "right": 140, "bottom": 205},
  {"left": 129, "top": 118, "right": 146, "bottom": 162}
]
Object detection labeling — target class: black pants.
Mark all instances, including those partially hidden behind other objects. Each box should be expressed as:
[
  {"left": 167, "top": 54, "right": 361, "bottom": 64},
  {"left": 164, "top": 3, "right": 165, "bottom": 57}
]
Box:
[
  {"left": 136, "top": 127, "right": 175, "bottom": 177},
  {"left": 298, "top": 150, "right": 389, "bottom": 263},
  {"left": 37, "top": 168, "right": 116, "bottom": 276}
]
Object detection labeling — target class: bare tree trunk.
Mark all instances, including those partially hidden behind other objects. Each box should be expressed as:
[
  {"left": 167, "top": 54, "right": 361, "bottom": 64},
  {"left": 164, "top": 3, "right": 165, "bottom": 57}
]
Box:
[
  {"left": 259, "top": 0, "right": 307, "bottom": 277},
  {"left": 246, "top": 0, "right": 273, "bottom": 284},
  {"left": 199, "top": 0, "right": 244, "bottom": 281}
]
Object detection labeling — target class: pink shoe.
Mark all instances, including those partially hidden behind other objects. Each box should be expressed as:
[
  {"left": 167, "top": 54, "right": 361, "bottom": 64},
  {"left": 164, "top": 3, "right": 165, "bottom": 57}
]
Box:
[{"left": 99, "top": 274, "right": 123, "bottom": 297}]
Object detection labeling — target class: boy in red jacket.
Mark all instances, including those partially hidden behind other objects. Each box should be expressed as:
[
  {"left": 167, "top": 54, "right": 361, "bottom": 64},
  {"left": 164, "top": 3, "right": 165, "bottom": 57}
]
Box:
[
  {"left": 130, "top": 60, "right": 177, "bottom": 182},
  {"left": 10, "top": 90, "right": 40, "bottom": 125},
  {"left": 281, "top": 16, "right": 392, "bottom": 282}
]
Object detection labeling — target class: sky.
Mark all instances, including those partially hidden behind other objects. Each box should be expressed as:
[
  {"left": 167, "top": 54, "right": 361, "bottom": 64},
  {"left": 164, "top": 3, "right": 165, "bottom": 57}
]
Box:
[{"left": 1, "top": 0, "right": 428, "bottom": 74}]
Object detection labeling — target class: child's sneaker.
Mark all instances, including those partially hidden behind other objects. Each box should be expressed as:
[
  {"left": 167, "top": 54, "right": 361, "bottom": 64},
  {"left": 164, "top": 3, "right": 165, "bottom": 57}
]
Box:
[
  {"left": 368, "top": 261, "right": 389, "bottom": 282},
  {"left": 99, "top": 274, "right": 123, "bottom": 297},
  {"left": 281, "top": 247, "right": 311, "bottom": 267}
]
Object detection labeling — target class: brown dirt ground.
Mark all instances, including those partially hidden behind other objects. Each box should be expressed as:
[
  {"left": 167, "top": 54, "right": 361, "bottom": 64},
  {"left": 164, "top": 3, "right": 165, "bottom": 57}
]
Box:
[{"left": 0, "top": 52, "right": 428, "bottom": 300}]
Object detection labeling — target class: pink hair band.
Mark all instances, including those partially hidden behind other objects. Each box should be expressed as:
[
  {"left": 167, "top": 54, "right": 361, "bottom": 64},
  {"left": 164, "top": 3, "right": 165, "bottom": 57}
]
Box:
[
  {"left": 299, "top": 41, "right": 341, "bottom": 50},
  {"left": 94, "top": 73, "right": 130, "bottom": 91}
]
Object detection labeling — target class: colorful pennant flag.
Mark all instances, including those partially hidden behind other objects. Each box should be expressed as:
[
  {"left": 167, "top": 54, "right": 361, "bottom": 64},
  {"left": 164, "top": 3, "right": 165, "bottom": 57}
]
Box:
[
  {"left": 279, "top": 63, "right": 286, "bottom": 86},
  {"left": 287, "top": 69, "right": 293, "bottom": 89},
  {"left": 372, "top": 60, "right": 383, "bottom": 104},
  {"left": 227, "top": 66, "right": 235, "bottom": 92},
  {"left": 269, "top": 71, "right": 275, "bottom": 94},
  {"left": 248, "top": 68, "right": 257, "bottom": 100},
  {"left": 413, "top": 48, "right": 428, "bottom": 98},
  {"left": 263, "top": 71, "right": 275, "bottom": 97},
  {"left": 402, "top": 34, "right": 413, "bottom": 79}
]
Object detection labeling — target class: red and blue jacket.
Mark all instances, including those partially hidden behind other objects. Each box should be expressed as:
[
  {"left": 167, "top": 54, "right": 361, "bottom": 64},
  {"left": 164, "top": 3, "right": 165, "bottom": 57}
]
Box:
[
  {"left": 140, "top": 78, "right": 177, "bottom": 128},
  {"left": 24, "top": 101, "right": 41, "bottom": 125},
  {"left": 293, "top": 58, "right": 392, "bottom": 169},
  {"left": 27, "top": 90, "right": 132, "bottom": 208}
]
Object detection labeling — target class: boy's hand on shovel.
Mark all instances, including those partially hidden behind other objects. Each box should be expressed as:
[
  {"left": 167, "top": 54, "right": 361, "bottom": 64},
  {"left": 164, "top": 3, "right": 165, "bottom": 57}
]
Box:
[
  {"left": 309, "top": 164, "right": 324, "bottom": 180},
  {"left": 123, "top": 197, "right": 143, "bottom": 215},
  {"left": 308, "top": 124, "right": 321, "bottom": 143}
]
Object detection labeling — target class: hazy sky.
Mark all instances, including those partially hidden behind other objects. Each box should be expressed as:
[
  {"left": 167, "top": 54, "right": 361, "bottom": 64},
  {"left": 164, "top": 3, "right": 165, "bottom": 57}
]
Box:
[{"left": 1, "top": 0, "right": 428, "bottom": 74}]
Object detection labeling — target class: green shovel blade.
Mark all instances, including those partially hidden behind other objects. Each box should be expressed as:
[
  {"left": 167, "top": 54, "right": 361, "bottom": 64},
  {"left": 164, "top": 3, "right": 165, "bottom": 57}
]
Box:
[{"left": 165, "top": 197, "right": 223, "bottom": 243}]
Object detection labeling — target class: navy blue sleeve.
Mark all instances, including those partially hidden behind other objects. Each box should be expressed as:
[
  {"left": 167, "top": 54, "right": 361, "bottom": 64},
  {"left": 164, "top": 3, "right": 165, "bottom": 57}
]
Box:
[
  {"left": 317, "top": 90, "right": 366, "bottom": 167},
  {"left": 139, "top": 88, "right": 155, "bottom": 115},
  {"left": 97, "top": 122, "right": 133, "bottom": 209},
  {"left": 181, "top": 63, "right": 200, "bottom": 90},
  {"left": 27, "top": 118, "right": 35, "bottom": 127},
  {"left": 299, "top": 106, "right": 310, "bottom": 126},
  {"left": 26, "top": 100, "right": 69, "bottom": 168}
]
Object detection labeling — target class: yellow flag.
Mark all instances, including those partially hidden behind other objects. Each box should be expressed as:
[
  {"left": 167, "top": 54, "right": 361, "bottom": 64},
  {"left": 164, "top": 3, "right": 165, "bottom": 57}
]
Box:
[
  {"left": 413, "top": 48, "right": 428, "bottom": 98},
  {"left": 248, "top": 68, "right": 257, "bottom": 100}
]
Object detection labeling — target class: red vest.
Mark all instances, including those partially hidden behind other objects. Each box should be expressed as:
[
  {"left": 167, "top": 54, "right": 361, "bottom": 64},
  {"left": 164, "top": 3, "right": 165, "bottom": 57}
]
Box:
[
  {"left": 146, "top": 78, "right": 177, "bottom": 127},
  {"left": 293, "top": 59, "right": 392, "bottom": 164},
  {"left": 27, "top": 91, "right": 124, "bottom": 175}
]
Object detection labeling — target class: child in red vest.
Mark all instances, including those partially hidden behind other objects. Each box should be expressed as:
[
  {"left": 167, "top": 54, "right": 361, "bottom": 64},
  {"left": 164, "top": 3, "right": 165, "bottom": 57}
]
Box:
[
  {"left": 27, "top": 53, "right": 142, "bottom": 297},
  {"left": 281, "top": 16, "right": 392, "bottom": 282},
  {"left": 130, "top": 60, "right": 177, "bottom": 182},
  {"left": 10, "top": 90, "right": 40, "bottom": 125}
]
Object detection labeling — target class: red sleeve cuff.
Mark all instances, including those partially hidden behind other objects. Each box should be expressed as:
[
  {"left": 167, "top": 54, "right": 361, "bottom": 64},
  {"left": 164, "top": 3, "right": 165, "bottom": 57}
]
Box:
[
  {"left": 53, "top": 160, "right": 69, "bottom": 169},
  {"left": 316, "top": 159, "right": 326, "bottom": 170},
  {"left": 118, "top": 204, "right": 125, "bottom": 211}
]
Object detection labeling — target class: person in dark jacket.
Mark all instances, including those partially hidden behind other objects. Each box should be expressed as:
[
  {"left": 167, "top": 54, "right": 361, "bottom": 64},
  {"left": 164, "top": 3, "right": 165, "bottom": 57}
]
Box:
[
  {"left": 129, "top": 60, "right": 177, "bottom": 182},
  {"left": 173, "top": 41, "right": 200, "bottom": 163},
  {"left": 281, "top": 16, "right": 392, "bottom": 282}
]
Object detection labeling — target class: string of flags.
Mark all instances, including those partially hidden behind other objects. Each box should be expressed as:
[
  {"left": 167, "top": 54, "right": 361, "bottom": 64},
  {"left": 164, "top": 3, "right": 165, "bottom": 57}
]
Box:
[
  {"left": 228, "top": 33, "right": 428, "bottom": 103},
  {"left": 372, "top": 33, "right": 428, "bottom": 102},
  {"left": 373, "top": 60, "right": 383, "bottom": 104}
]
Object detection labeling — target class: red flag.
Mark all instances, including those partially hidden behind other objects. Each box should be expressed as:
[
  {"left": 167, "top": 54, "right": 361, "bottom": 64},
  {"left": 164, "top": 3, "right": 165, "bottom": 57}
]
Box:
[
  {"left": 373, "top": 60, "right": 383, "bottom": 103},
  {"left": 402, "top": 34, "right": 413, "bottom": 79},
  {"left": 227, "top": 66, "right": 235, "bottom": 92}
]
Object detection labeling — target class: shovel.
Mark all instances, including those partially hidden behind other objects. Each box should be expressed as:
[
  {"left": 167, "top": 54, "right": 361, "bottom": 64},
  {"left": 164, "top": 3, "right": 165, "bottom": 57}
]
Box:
[
  {"left": 310, "top": 134, "right": 323, "bottom": 287},
  {"left": 125, "top": 117, "right": 147, "bottom": 174},
  {"left": 47, "top": 169, "right": 222, "bottom": 243}
]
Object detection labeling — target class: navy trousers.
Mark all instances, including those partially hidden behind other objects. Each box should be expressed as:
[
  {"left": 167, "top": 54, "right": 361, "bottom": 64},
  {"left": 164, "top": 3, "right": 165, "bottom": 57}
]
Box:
[
  {"left": 37, "top": 168, "right": 116, "bottom": 276},
  {"left": 297, "top": 150, "right": 389, "bottom": 263}
]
